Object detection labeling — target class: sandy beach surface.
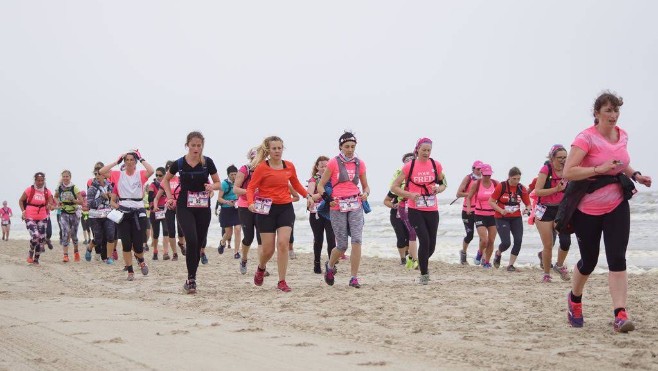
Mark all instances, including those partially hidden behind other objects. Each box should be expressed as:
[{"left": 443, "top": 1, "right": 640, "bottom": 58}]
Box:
[{"left": 1, "top": 239, "right": 657, "bottom": 371}]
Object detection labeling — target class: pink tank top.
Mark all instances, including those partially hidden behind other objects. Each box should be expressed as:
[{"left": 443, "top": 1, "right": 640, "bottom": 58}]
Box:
[{"left": 474, "top": 181, "right": 496, "bottom": 216}]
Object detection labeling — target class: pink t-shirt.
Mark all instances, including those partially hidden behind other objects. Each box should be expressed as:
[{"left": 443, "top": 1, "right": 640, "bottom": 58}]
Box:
[
  {"left": 572, "top": 125, "right": 630, "bottom": 215},
  {"left": 327, "top": 157, "right": 366, "bottom": 211},
  {"left": 474, "top": 181, "right": 496, "bottom": 216},
  {"left": 0, "top": 207, "right": 12, "bottom": 221},
  {"left": 401, "top": 159, "right": 442, "bottom": 211},
  {"left": 537, "top": 165, "right": 565, "bottom": 205},
  {"left": 24, "top": 187, "right": 50, "bottom": 220},
  {"left": 236, "top": 165, "right": 256, "bottom": 208}
]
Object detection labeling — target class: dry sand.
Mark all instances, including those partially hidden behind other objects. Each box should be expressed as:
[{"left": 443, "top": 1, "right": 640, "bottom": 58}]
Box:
[{"left": 1, "top": 239, "right": 657, "bottom": 370}]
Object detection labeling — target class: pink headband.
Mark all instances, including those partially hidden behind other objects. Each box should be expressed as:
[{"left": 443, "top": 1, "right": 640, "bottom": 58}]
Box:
[{"left": 415, "top": 137, "right": 433, "bottom": 152}]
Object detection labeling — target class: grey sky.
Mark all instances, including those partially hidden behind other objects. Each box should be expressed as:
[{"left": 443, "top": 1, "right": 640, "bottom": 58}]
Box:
[{"left": 1, "top": 1, "right": 656, "bottom": 206}]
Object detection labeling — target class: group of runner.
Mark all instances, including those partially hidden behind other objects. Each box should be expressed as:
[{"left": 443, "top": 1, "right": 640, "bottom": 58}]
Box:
[{"left": 14, "top": 92, "right": 654, "bottom": 333}]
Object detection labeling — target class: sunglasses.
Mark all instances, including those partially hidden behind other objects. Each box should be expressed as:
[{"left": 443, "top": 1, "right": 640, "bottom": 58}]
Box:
[{"left": 156, "top": 174, "right": 164, "bottom": 177}]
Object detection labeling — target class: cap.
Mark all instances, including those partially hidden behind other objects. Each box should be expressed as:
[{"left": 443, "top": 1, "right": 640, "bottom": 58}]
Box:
[
  {"left": 481, "top": 164, "right": 493, "bottom": 176},
  {"left": 472, "top": 160, "right": 483, "bottom": 169}
]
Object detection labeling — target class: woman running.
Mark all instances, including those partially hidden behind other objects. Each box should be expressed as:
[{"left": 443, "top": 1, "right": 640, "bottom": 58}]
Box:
[
  {"left": 54, "top": 170, "right": 84, "bottom": 262},
  {"left": 247, "top": 136, "right": 310, "bottom": 292},
  {"left": 488, "top": 167, "right": 531, "bottom": 272},
  {"left": 100, "top": 150, "right": 154, "bottom": 280},
  {"left": 466, "top": 164, "right": 498, "bottom": 268},
  {"left": 153, "top": 161, "right": 184, "bottom": 260},
  {"left": 307, "top": 156, "right": 336, "bottom": 273},
  {"left": 391, "top": 138, "right": 445, "bottom": 284},
  {"left": 217, "top": 165, "right": 241, "bottom": 259},
  {"left": 564, "top": 91, "right": 651, "bottom": 332},
  {"left": 455, "top": 160, "right": 482, "bottom": 265},
  {"left": 18, "top": 172, "right": 55, "bottom": 264},
  {"left": 317, "top": 132, "right": 370, "bottom": 289},
  {"left": 233, "top": 147, "right": 263, "bottom": 275},
  {"left": 534, "top": 145, "right": 572, "bottom": 282},
  {"left": 384, "top": 153, "right": 414, "bottom": 265},
  {"left": 162, "top": 131, "right": 220, "bottom": 294},
  {"left": 86, "top": 169, "right": 117, "bottom": 263},
  {"left": 1, "top": 201, "right": 13, "bottom": 241},
  {"left": 148, "top": 167, "right": 169, "bottom": 260}
]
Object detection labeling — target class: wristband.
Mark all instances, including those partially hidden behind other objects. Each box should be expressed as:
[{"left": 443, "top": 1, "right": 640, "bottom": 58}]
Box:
[
  {"left": 140, "top": 158, "right": 146, "bottom": 163},
  {"left": 632, "top": 171, "right": 642, "bottom": 182}
]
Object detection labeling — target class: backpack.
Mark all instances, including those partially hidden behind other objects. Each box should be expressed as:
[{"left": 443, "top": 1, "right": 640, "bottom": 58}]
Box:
[
  {"left": 177, "top": 156, "right": 210, "bottom": 180},
  {"left": 24, "top": 186, "right": 52, "bottom": 209},
  {"left": 57, "top": 184, "right": 78, "bottom": 204},
  {"left": 405, "top": 158, "right": 442, "bottom": 195},
  {"left": 335, "top": 156, "right": 360, "bottom": 186},
  {"left": 497, "top": 181, "right": 524, "bottom": 204}
]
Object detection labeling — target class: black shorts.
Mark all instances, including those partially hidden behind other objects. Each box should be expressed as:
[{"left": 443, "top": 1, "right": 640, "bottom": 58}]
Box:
[
  {"left": 536, "top": 204, "right": 559, "bottom": 222},
  {"left": 474, "top": 215, "right": 496, "bottom": 228},
  {"left": 256, "top": 203, "right": 295, "bottom": 233},
  {"left": 219, "top": 207, "right": 240, "bottom": 228}
]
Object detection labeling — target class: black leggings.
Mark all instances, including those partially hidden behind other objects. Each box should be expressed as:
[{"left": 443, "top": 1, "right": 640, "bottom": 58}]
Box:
[
  {"left": 495, "top": 217, "right": 523, "bottom": 256},
  {"left": 553, "top": 231, "right": 572, "bottom": 252},
  {"left": 573, "top": 201, "right": 630, "bottom": 275},
  {"left": 177, "top": 206, "right": 211, "bottom": 281},
  {"left": 408, "top": 209, "right": 439, "bottom": 275},
  {"left": 390, "top": 211, "right": 408, "bottom": 249},
  {"left": 309, "top": 213, "right": 336, "bottom": 263},
  {"left": 238, "top": 207, "right": 261, "bottom": 247},
  {"left": 462, "top": 210, "right": 475, "bottom": 244},
  {"left": 164, "top": 209, "right": 183, "bottom": 238},
  {"left": 46, "top": 217, "right": 53, "bottom": 239},
  {"left": 150, "top": 213, "right": 168, "bottom": 239},
  {"left": 118, "top": 212, "right": 148, "bottom": 254}
]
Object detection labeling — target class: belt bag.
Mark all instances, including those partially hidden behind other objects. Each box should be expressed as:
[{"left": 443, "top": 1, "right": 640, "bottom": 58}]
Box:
[{"left": 107, "top": 209, "right": 124, "bottom": 224}]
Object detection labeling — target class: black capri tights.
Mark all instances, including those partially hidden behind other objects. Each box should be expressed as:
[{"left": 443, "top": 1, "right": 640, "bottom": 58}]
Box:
[
  {"left": 310, "top": 213, "right": 336, "bottom": 263},
  {"left": 408, "top": 209, "right": 439, "bottom": 275},
  {"left": 164, "top": 209, "right": 183, "bottom": 238},
  {"left": 118, "top": 212, "right": 148, "bottom": 253},
  {"left": 177, "top": 206, "right": 211, "bottom": 281},
  {"left": 390, "top": 212, "right": 409, "bottom": 249},
  {"left": 238, "top": 207, "right": 262, "bottom": 247},
  {"left": 462, "top": 210, "right": 475, "bottom": 244},
  {"left": 495, "top": 217, "right": 523, "bottom": 256},
  {"left": 573, "top": 200, "right": 630, "bottom": 275},
  {"left": 150, "top": 213, "right": 168, "bottom": 239}
]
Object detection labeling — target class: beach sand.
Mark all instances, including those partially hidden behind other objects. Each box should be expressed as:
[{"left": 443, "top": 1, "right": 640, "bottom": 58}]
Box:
[{"left": 1, "top": 240, "right": 657, "bottom": 370}]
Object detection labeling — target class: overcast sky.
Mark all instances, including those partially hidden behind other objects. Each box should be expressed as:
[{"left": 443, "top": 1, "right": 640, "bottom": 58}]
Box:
[{"left": 1, "top": 0, "right": 656, "bottom": 206}]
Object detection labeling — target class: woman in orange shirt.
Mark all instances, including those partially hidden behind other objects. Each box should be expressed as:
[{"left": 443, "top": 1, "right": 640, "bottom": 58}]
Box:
[{"left": 246, "top": 136, "right": 311, "bottom": 292}]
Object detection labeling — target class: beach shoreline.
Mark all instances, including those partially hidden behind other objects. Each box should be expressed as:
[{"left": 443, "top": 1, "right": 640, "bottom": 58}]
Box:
[{"left": 1, "top": 240, "right": 657, "bottom": 370}]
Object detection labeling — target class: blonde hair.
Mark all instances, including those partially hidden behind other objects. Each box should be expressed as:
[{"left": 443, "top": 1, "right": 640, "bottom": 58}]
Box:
[
  {"left": 186, "top": 131, "right": 206, "bottom": 166},
  {"left": 253, "top": 136, "right": 283, "bottom": 167},
  {"left": 246, "top": 146, "right": 259, "bottom": 169},
  {"left": 61, "top": 170, "right": 71, "bottom": 177}
]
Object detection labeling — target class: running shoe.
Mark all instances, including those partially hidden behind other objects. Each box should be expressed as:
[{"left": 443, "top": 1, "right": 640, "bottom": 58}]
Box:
[
  {"left": 112, "top": 250, "right": 118, "bottom": 260},
  {"left": 416, "top": 274, "right": 430, "bottom": 285},
  {"left": 459, "top": 250, "right": 468, "bottom": 265},
  {"left": 74, "top": 252, "right": 80, "bottom": 262},
  {"left": 32, "top": 258, "right": 39, "bottom": 265},
  {"left": 234, "top": 252, "right": 241, "bottom": 259},
  {"left": 184, "top": 279, "right": 197, "bottom": 294},
  {"left": 172, "top": 253, "right": 178, "bottom": 261},
  {"left": 493, "top": 253, "right": 502, "bottom": 269},
  {"left": 153, "top": 252, "right": 158, "bottom": 260},
  {"left": 413, "top": 260, "right": 419, "bottom": 270},
  {"left": 201, "top": 254, "right": 208, "bottom": 265},
  {"left": 400, "top": 257, "right": 406, "bottom": 265},
  {"left": 63, "top": 254, "right": 69, "bottom": 263},
  {"left": 277, "top": 280, "right": 291, "bottom": 292},
  {"left": 46, "top": 240, "right": 53, "bottom": 250},
  {"left": 324, "top": 261, "right": 335, "bottom": 286},
  {"left": 474, "top": 251, "right": 482, "bottom": 266},
  {"left": 405, "top": 256, "right": 413, "bottom": 269},
  {"left": 613, "top": 311, "right": 635, "bottom": 333},
  {"left": 139, "top": 262, "right": 149, "bottom": 275},
  {"left": 542, "top": 274, "right": 552, "bottom": 283},
  {"left": 240, "top": 259, "right": 247, "bottom": 275},
  {"left": 567, "top": 292, "right": 584, "bottom": 328},
  {"left": 106, "top": 258, "right": 115, "bottom": 265},
  {"left": 27, "top": 256, "right": 34, "bottom": 264},
  {"left": 349, "top": 277, "right": 361, "bottom": 288},
  {"left": 314, "top": 261, "right": 322, "bottom": 274},
  {"left": 218, "top": 240, "right": 225, "bottom": 255},
  {"left": 163, "top": 253, "right": 170, "bottom": 260},
  {"left": 289, "top": 250, "right": 296, "bottom": 260},
  {"left": 506, "top": 265, "right": 517, "bottom": 272},
  {"left": 254, "top": 267, "right": 265, "bottom": 286},
  {"left": 553, "top": 264, "right": 570, "bottom": 281},
  {"left": 127, "top": 272, "right": 135, "bottom": 281},
  {"left": 482, "top": 262, "right": 492, "bottom": 269},
  {"left": 85, "top": 249, "right": 92, "bottom": 262}
]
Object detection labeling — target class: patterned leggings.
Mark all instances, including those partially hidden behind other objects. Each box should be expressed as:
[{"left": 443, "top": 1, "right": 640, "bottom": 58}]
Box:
[
  {"left": 59, "top": 213, "right": 80, "bottom": 247},
  {"left": 26, "top": 219, "right": 47, "bottom": 259}
]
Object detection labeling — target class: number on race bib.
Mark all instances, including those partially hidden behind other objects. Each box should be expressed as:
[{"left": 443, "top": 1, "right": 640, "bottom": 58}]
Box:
[
  {"left": 338, "top": 196, "right": 361, "bottom": 212},
  {"left": 187, "top": 192, "right": 210, "bottom": 208},
  {"left": 254, "top": 197, "right": 272, "bottom": 215},
  {"left": 415, "top": 195, "right": 436, "bottom": 208}
]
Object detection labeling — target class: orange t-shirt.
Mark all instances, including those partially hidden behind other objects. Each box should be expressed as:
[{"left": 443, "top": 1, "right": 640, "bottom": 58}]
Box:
[{"left": 246, "top": 160, "right": 308, "bottom": 205}]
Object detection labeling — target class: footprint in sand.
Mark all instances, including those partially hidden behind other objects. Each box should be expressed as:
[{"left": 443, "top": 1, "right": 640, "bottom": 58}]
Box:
[
  {"left": 357, "top": 361, "right": 387, "bottom": 366},
  {"left": 92, "top": 337, "right": 125, "bottom": 344},
  {"left": 283, "top": 342, "right": 316, "bottom": 347},
  {"left": 232, "top": 327, "right": 263, "bottom": 333},
  {"left": 328, "top": 350, "right": 365, "bottom": 356}
]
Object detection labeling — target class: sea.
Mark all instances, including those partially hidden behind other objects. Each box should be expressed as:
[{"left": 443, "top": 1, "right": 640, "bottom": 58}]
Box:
[{"left": 6, "top": 191, "right": 657, "bottom": 273}]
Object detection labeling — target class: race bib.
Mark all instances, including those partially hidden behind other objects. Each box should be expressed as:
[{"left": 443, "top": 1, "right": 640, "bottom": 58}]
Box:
[
  {"left": 338, "top": 196, "right": 361, "bottom": 212},
  {"left": 89, "top": 209, "right": 111, "bottom": 219},
  {"left": 535, "top": 204, "right": 547, "bottom": 220},
  {"left": 155, "top": 209, "right": 166, "bottom": 220},
  {"left": 1, "top": 220, "right": 8, "bottom": 225},
  {"left": 253, "top": 197, "right": 272, "bottom": 215},
  {"left": 504, "top": 205, "right": 520, "bottom": 213},
  {"left": 187, "top": 191, "right": 209, "bottom": 208},
  {"left": 415, "top": 195, "right": 436, "bottom": 208}
]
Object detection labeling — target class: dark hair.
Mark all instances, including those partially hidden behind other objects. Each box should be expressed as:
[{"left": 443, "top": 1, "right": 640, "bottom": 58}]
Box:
[
  {"left": 310, "top": 156, "right": 330, "bottom": 177},
  {"left": 593, "top": 91, "right": 623, "bottom": 124},
  {"left": 156, "top": 167, "right": 166, "bottom": 175},
  {"left": 226, "top": 164, "right": 238, "bottom": 175},
  {"left": 338, "top": 131, "right": 357, "bottom": 148},
  {"left": 34, "top": 172, "right": 45, "bottom": 180},
  {"left": 508, "top": 167, "right": 521, "bottom": 178},
  {"left": 94, "top": 161, "right": 104, "bottom": 171},
  {"left": 401, "top": 152, "right": 414, "bottom": 163},
  {"left": 165, "top": 160, "right": 174, "bottom": 169}
]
